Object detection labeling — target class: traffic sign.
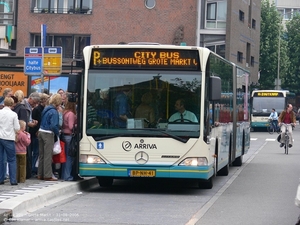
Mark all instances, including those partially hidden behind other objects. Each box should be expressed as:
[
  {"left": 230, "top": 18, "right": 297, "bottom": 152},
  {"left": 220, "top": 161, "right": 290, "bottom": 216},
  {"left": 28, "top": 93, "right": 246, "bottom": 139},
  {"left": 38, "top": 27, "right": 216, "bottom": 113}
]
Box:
[
  {"left": 24, "top": 47, "right": 43, "bottom": 75},
  {"left": 43, "top": 47, "right": 62, "bottom": 75}
]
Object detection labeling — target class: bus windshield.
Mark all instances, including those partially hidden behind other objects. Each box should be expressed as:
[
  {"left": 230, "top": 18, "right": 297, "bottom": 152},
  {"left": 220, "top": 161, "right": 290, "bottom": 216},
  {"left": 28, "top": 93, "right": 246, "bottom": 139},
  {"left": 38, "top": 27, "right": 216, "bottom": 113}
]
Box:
[
  {"left": 86, "top": 70, "right": 201, "bottom": 139},
  {"left": 252, "top": 97, "right": 285, "bottom": 114}
]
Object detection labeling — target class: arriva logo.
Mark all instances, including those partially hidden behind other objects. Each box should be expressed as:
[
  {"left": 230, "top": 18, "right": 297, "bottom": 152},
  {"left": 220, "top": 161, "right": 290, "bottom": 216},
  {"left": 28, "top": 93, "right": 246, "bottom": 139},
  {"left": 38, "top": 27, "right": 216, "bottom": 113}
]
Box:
[
  {"left": 134, "top": 139, "right": 157, "bottom": 149},
  {"left": 122, "top": 141, "right": 132, "bottom": 151}
]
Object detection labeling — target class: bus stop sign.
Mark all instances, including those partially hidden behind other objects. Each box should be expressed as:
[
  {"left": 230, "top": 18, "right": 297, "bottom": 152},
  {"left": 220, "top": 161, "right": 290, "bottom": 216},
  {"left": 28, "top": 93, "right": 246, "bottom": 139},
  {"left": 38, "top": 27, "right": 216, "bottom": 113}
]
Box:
[
  {"left": 24, "top": 47, "right": 43, "bottom": 75},
  {"left": 43, "top": 47, "right": 62, "bottom": 75}
]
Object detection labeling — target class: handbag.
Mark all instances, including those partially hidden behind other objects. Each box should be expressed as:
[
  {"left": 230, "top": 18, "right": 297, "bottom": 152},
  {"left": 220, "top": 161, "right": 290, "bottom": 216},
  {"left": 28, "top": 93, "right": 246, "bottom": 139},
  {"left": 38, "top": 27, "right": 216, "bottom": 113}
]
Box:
[
  {"left": 53, "top": 136, "right": 62, "bottom": 155},
  {"left": 68, "top": 133, "right": 77, "bottom": 157},
  {"left": 53, "top": 141, "right": 66, "bottom": 163},
  {"left": 277, "top": 134, "right": 281, "bottom": 143}
]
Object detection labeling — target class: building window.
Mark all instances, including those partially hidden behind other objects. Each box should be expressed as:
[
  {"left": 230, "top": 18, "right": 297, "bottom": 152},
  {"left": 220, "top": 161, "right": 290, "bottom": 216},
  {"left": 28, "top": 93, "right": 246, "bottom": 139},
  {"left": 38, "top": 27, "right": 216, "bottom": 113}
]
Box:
[
  {"left": 30, "top": 0, "right": 92, "bottom": 14},
  {"left": 237, "top": 51, "right": 243, "bottom": 63},
  {"left": 0, "top": 0, "right": 14, "bottom": 24},
  {"left": 206, "top": 43, "right": 225, "bottom": 58},
  {"left": 206, "top": 1, "right": 227, "bottom": 29},
  {"left": 239, "top": 10, "right": 244, "bottom": 22},
  {"left": 252, "top": 19, "right": 256, "bottom": 29},
  {"left": 251, "top": 56, "right": 254, "bottom": 67},
  {"left": 145, "top": 0, "right": 156, "bottom": 9},
  {"left": 31, "top": 34, "right": 90, "bottom": 59},
  {"left": 278, "top": 8, "right": 300, "bottom": 20}
]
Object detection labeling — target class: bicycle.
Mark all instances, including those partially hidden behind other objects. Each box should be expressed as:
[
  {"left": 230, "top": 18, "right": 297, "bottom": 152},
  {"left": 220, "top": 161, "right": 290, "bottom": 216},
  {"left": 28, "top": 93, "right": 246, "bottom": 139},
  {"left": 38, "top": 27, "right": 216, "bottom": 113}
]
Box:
[
  {"left": 267, "top": 119, "right": 280, "bottom": 134},
  {"left": 267, "top": 119, "right": 275, "bottom": 134},
  {"left": 280, "top": 123, "right": 293, "bottom": 155}
]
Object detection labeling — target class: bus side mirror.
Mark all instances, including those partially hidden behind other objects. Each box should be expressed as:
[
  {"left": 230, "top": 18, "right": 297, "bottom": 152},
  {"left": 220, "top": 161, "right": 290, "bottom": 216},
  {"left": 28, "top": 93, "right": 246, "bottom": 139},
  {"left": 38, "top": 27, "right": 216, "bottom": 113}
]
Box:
[{"left": 209, "top": 76, "right": 221, "bottom": 101}]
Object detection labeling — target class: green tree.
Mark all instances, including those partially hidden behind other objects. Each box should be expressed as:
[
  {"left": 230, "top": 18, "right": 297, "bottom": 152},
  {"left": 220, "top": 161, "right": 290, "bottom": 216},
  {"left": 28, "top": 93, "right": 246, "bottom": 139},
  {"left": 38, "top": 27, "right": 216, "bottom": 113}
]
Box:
[
  {"left": 259, "top": 0, "right": 289, "bottom": 90},
  {"left": 285, "top": 13, "right": 300, "bottom": 93}
]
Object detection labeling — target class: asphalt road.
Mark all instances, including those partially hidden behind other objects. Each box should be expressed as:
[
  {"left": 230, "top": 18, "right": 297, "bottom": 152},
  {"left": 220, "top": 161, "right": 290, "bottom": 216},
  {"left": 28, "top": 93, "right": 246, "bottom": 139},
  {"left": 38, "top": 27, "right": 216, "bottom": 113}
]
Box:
[{"left": 2, "top": 128, "right": 300, "bottom": 225}]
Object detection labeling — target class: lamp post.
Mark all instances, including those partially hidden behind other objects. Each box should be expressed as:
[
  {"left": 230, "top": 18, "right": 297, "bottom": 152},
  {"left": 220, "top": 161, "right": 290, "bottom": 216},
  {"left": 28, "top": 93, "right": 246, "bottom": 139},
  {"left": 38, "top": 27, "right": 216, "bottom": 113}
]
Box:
[
  {"left": 275, "top": 11, "right": 293, "bottom": 90},
  {"left": 276, "top": 30, "right": 280, "bottom": 90}
]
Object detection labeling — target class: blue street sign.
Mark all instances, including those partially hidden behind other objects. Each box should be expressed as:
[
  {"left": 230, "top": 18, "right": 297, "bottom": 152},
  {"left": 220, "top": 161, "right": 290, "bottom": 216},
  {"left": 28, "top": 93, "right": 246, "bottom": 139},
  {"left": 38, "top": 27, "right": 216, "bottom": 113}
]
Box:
[
  {"left": 24, "top": 47, "right": 43, "bottom": 55},
  {"left": 24, "top": 47, "right": 43, "bottom": 75},
  {"left": 24, "top": 58, "right": 42, "bottom": 75}
]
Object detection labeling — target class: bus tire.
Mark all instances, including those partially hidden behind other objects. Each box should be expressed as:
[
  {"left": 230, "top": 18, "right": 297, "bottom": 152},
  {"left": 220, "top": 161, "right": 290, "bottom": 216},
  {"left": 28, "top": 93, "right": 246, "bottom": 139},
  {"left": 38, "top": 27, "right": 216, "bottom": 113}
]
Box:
[
  {"left": 217, "top": 163, "right": 229, "bottom": 176},
  {"left": 97, "top": 176, "right": 113, "bottom": 187},
  {"left": 232, "top": 155, "right": 243, "bottom": 167},
  {"left": 198, "top": 177, "right": 213, "bottom": 189}
]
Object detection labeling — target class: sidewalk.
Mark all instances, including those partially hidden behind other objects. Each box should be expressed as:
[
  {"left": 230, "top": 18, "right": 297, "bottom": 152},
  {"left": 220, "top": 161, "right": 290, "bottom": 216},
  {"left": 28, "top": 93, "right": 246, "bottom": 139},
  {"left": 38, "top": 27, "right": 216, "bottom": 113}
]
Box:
[{"left": 0, "top": 176, "right": 98, "bottom": 224}]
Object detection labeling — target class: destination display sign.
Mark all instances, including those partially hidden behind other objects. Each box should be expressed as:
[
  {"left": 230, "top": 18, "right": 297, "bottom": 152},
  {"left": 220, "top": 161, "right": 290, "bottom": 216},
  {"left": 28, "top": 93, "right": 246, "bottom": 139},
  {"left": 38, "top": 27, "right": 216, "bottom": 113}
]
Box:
[
  {"left": 90, "top": 48, "right": 200, "bottom": 71},
  {"left": 253, "top": 92, "right": 284, "bottom": 97}
]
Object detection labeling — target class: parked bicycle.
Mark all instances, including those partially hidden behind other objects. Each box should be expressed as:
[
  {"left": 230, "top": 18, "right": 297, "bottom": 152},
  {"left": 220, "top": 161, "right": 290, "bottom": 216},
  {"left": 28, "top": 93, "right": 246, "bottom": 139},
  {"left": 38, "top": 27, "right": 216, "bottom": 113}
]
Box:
[{"left": 267, "top": 119, "right": 280, "bottom": 134}]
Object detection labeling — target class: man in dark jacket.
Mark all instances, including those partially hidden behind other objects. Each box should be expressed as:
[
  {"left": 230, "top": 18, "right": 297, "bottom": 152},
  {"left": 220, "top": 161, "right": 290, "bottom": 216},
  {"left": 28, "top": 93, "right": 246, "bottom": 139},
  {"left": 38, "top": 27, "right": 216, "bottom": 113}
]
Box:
[{"left": 29, "top": 93, "right": 49, "bottom": 177}]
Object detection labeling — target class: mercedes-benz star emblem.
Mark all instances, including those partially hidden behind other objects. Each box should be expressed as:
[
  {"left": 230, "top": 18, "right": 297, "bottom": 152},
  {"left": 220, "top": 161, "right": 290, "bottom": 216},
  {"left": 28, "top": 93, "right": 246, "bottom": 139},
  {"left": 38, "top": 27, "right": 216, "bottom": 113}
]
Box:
[{"left": 135, "top": 151, "right": 149, "bottom": 164}]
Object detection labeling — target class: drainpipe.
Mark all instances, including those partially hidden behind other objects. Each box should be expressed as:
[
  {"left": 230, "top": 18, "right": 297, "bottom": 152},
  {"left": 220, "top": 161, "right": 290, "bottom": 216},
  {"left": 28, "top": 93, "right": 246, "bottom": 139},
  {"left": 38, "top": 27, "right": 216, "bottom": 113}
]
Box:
[{"left": 196, "top": 0, "right": 201, "bottom": 46}]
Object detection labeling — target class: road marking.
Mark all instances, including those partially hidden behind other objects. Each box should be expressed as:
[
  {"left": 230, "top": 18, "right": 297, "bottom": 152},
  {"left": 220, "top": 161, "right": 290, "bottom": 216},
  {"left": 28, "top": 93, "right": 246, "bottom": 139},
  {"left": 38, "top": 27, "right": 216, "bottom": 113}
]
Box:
[
  {"left": 266, "top": 139, "right": 276, "bottom": 141},
  {"left": 185, "top": 141, "right": 267, "bottom": 225},
  {"left": 251, "top": 138, "right": 257, "bottom": 140}
]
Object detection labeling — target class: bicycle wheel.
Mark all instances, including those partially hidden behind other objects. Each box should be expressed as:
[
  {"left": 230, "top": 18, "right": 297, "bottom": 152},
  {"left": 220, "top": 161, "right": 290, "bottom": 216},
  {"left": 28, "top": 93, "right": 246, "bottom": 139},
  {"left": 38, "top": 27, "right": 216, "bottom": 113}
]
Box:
[
  {"left": 276, "top": 127, "right": 281, "bottom": 134},
  {"left": 267, "top": 124, "right": 274, "bottom": 134},
  {"left": 285, "top": 134, "right": 289, "bottom": 154}
]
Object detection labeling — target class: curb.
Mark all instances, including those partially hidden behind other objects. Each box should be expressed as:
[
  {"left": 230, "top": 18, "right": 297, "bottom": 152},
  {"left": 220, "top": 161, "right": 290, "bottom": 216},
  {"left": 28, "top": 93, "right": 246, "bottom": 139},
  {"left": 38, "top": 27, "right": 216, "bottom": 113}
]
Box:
[{"left": 0, "top": 177, "right": 98, "bottom": 224}]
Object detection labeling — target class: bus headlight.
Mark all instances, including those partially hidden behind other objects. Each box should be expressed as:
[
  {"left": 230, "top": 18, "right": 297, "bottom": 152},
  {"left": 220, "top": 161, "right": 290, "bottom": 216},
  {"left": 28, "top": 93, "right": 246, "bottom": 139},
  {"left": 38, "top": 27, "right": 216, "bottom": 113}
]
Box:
[
  {"left": 80, "top": 155, "right": 106, "bottom": 164},
  {"left": 179, "top": 157, "right": 208, "bottom": 166}
]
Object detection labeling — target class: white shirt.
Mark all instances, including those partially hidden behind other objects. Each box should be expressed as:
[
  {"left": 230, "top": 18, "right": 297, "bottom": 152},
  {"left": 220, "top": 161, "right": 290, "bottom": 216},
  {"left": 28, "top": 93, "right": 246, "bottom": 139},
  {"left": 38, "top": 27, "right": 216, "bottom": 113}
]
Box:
[
  {"left": 169, "top": 110, "right": 198, "bottom": 123},
  {"left": 269, "top": 111, "right": 278, "bottom": 120},
  {"left": 0, "top": 107, "right": 20, "bottom": 141}
]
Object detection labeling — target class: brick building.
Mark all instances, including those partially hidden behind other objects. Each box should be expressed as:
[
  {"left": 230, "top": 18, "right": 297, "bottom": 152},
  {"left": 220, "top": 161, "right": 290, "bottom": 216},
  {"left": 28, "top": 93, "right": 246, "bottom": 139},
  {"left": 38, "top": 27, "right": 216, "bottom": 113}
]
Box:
[{"left": 0, "top": 0, "right": 260, "bottom": 83}]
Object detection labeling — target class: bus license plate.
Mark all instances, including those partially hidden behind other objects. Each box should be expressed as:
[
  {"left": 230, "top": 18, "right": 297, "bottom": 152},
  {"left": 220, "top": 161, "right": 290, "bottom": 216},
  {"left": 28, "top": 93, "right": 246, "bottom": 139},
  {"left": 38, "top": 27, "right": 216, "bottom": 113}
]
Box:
[{"left": 130, "top": 170, "right": 156, "bottom": 177}]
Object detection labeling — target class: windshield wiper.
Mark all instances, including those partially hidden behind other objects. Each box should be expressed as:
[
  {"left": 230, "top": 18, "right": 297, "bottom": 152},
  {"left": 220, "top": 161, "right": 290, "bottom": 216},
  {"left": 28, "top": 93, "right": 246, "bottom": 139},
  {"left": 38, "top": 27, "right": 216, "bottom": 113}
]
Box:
[
  {"left": 130, "top": 128, "right": 188, "bottom": 143},
  {"left": 94, "top": 134, "right": 125, "bottom": 141},
  {"left": 93, "top": 128, "right": 188, "bottom": 143}
]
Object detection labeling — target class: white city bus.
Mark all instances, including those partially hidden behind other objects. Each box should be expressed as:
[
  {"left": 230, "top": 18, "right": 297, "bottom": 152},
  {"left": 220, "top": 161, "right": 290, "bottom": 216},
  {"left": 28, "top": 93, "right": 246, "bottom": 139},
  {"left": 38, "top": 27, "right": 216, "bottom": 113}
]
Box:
[
  {"left": 73, "top": 44, "right": 250, "bottom": 189},
  {"left": 250, "top": 90, "right": 294, "bottom": 130}
]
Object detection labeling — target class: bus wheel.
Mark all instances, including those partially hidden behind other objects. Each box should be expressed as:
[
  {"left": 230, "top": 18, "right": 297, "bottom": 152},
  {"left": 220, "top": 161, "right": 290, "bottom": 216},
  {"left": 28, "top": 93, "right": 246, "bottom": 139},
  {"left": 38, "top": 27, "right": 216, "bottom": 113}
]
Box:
[
  {"left": 97, "top": 176, "right": 113, "bottom": 187},
  {"left": 198, "top": 177, "right": 213, "bottom": 189},
  {"left": 232, "top": 155, "right": 243, "bottom": 167},
  {"left": 217, "top": 163, "right": 229, "bottom": 176}
]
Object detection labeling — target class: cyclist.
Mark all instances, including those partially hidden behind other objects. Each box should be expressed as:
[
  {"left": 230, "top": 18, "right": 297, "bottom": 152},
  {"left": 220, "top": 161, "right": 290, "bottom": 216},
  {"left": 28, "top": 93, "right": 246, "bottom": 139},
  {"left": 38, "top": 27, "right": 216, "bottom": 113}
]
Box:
[
  {"left": 268, "top": 108, "right": 279, "bottom": 132},
  {"left": 278, "top": 104, "right": 296, "bottom": 148}
]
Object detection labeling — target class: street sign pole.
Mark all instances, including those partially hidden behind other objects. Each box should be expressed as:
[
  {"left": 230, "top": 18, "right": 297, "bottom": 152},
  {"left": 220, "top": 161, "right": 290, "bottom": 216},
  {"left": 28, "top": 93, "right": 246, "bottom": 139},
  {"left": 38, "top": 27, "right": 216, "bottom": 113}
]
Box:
[{"left": 40, "top": 24, "right": 47, "bottom": 93}]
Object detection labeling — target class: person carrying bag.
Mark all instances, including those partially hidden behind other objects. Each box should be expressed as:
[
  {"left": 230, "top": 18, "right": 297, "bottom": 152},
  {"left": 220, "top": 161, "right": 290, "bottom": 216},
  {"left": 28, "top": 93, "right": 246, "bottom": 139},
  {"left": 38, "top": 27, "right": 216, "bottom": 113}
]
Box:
[{"left": 61, "top": 99, "right": 77, "bottom": 181}]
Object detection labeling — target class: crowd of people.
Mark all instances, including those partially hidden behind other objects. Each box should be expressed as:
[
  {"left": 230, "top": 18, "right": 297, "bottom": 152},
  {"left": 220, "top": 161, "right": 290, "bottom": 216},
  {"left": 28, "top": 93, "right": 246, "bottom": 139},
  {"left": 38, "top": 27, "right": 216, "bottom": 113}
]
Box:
[{"left": 0, "top": 87, "right": 79, "bottom": 185}]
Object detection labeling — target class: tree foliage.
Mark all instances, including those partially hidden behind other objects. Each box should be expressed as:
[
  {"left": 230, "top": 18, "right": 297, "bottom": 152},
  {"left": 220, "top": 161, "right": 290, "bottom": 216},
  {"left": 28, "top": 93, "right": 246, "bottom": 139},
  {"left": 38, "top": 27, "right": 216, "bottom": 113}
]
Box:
[
  {"left": 259, "top": 0, "right": 289, "bottom": 90},
  {"left": 285, "top": 14, "right": 300, "bottom": 93}
]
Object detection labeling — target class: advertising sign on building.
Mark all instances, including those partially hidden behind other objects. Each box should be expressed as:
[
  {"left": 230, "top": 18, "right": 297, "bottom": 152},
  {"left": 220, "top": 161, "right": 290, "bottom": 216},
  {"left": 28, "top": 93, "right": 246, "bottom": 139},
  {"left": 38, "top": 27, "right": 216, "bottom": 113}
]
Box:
[{"left": 0, "top": 71, "right": 28, "bottom": 97}]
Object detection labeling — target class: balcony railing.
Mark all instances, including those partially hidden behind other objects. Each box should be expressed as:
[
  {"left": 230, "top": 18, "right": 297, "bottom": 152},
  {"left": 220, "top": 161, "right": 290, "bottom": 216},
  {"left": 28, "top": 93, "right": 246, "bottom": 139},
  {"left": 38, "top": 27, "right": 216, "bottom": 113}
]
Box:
[
  {"left": 0, "top": 12, "right": 14, "bottom": 25},
  {"left": 31, "top": 7, "right": 92, "bottom": 14}
]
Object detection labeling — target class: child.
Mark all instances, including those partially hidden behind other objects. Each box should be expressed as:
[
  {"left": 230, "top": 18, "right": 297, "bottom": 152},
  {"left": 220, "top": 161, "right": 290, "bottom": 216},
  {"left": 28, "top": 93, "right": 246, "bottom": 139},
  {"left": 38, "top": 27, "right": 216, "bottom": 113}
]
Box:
[{"left": 15, "top": 120, "right": 31, "bottom": 183}]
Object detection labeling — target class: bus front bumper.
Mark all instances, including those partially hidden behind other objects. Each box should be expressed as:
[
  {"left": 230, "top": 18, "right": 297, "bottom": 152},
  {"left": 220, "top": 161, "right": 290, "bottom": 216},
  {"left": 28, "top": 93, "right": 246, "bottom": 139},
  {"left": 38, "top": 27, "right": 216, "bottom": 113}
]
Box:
[
  {"left": 79, "top": 163, "right": 214, "bottom": 180},
  {"left": 251, "top": 121, "right": 268, "bottom": 128}
]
